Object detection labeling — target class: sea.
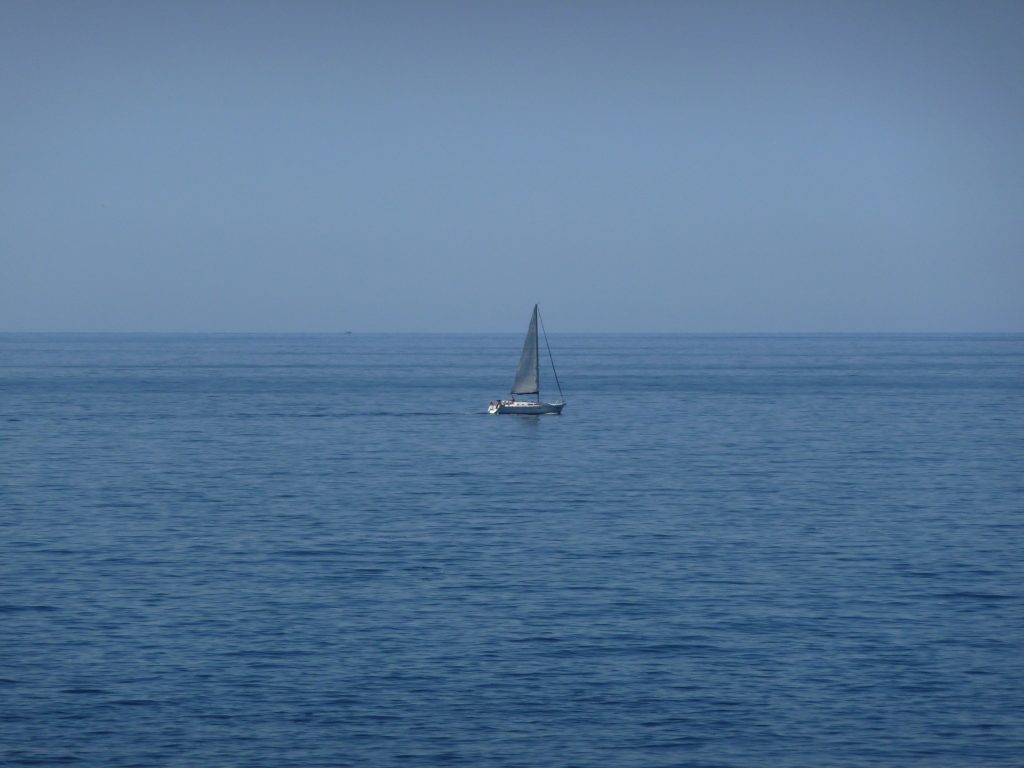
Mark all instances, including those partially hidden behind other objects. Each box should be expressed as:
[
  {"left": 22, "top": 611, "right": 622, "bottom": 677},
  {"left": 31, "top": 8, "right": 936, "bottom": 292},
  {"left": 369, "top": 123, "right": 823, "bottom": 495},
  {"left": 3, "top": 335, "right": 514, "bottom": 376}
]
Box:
[{"left": 1, "top": 332, "right": 1022, "bottom": 767}]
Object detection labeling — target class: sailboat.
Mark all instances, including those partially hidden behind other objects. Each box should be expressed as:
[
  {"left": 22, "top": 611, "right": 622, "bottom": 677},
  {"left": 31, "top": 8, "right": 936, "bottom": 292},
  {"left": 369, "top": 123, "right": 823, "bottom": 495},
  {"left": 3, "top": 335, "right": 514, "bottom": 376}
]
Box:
[{"left": 488, "top": 304, "right": 566, "bottom": 415}]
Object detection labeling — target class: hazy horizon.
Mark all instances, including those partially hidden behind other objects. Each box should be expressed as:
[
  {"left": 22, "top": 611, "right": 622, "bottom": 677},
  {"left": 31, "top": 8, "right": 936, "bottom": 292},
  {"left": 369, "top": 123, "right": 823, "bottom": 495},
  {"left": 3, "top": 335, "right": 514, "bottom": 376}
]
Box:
[
  {"left": 3, "top": 1, "right": 1022, "bottom": 333},
  {"left": 3, "top": 329, "right": 1023, "bottom": 338}
]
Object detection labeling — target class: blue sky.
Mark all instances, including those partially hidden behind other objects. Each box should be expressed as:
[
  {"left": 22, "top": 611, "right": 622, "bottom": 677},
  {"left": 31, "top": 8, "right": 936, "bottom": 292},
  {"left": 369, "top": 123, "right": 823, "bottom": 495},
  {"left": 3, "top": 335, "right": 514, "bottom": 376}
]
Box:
[{"left": 2, "top": 0, "right": 1022, "bottom": 331}]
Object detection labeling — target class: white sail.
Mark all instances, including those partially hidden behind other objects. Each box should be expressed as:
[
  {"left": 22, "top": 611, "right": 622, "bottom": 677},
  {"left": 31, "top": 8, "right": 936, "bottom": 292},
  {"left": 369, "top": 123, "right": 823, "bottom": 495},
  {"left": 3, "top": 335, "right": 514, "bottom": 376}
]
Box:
[{"left": 510, "top": 304, "right": 540, "bottom": 395}]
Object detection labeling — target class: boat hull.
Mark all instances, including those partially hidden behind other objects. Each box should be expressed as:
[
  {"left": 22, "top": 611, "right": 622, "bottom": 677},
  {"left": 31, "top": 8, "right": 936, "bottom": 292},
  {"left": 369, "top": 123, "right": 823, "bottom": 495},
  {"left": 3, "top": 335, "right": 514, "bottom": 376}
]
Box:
[{"left": 488, "top": 400, "right": 564, "bottom": 415}]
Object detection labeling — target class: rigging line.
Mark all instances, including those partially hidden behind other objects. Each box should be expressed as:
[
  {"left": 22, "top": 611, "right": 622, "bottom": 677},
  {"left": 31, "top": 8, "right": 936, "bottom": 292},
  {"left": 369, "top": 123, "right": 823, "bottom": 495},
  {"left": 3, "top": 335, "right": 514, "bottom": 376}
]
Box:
[{"left": 538, "top": 308, "right": 564, "bottom": 401}]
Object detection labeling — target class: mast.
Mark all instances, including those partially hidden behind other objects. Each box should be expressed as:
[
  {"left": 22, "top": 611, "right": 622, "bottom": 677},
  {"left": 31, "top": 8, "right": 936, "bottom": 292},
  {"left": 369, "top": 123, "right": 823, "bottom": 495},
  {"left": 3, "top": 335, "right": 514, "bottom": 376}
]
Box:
[{"left": 534, "top": 304, "right": 541, "bottom": 398}]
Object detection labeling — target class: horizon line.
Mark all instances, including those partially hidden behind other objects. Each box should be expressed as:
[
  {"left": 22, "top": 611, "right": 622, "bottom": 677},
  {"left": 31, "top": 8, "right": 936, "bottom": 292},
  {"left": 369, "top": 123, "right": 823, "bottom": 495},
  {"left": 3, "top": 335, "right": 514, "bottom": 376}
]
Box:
[{"left": 2, "top": 329, "right": 1022, "bottom": 336}]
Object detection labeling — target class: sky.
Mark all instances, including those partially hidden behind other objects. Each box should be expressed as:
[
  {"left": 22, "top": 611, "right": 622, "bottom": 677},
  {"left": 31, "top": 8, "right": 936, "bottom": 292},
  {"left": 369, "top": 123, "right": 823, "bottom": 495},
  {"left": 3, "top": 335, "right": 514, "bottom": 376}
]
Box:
[{"left": 1, "top": 0, "right": 1022, "bottom": 332}]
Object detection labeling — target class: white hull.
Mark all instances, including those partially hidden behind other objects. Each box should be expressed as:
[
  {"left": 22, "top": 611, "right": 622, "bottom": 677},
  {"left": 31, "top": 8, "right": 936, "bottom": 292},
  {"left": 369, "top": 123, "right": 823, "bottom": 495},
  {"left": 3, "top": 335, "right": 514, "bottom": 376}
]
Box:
[{"left": 488, "top": 400, "right": 565, "bottom": 415}]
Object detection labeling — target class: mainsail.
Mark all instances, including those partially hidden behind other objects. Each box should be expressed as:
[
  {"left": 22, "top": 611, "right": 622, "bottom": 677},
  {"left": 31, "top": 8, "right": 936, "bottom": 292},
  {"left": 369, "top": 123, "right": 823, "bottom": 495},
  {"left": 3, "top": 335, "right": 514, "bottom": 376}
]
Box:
[{"left": 510, "top": 304, "right": 540, "bottom": 395}]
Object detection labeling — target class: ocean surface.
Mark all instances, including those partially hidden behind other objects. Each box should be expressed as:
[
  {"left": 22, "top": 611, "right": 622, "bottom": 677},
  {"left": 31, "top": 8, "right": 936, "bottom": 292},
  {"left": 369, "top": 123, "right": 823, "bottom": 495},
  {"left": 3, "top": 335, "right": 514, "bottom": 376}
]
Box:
[{"left": 1, "top": 332, "right": 1022, "bottom": 767}]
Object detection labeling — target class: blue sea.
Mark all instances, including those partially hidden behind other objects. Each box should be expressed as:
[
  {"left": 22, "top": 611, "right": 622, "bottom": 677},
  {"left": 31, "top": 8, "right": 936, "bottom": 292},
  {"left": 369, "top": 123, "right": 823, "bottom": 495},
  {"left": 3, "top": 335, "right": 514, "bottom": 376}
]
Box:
[{"left": 2, "top": 333, "right": 1022, "bottom": 767}]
